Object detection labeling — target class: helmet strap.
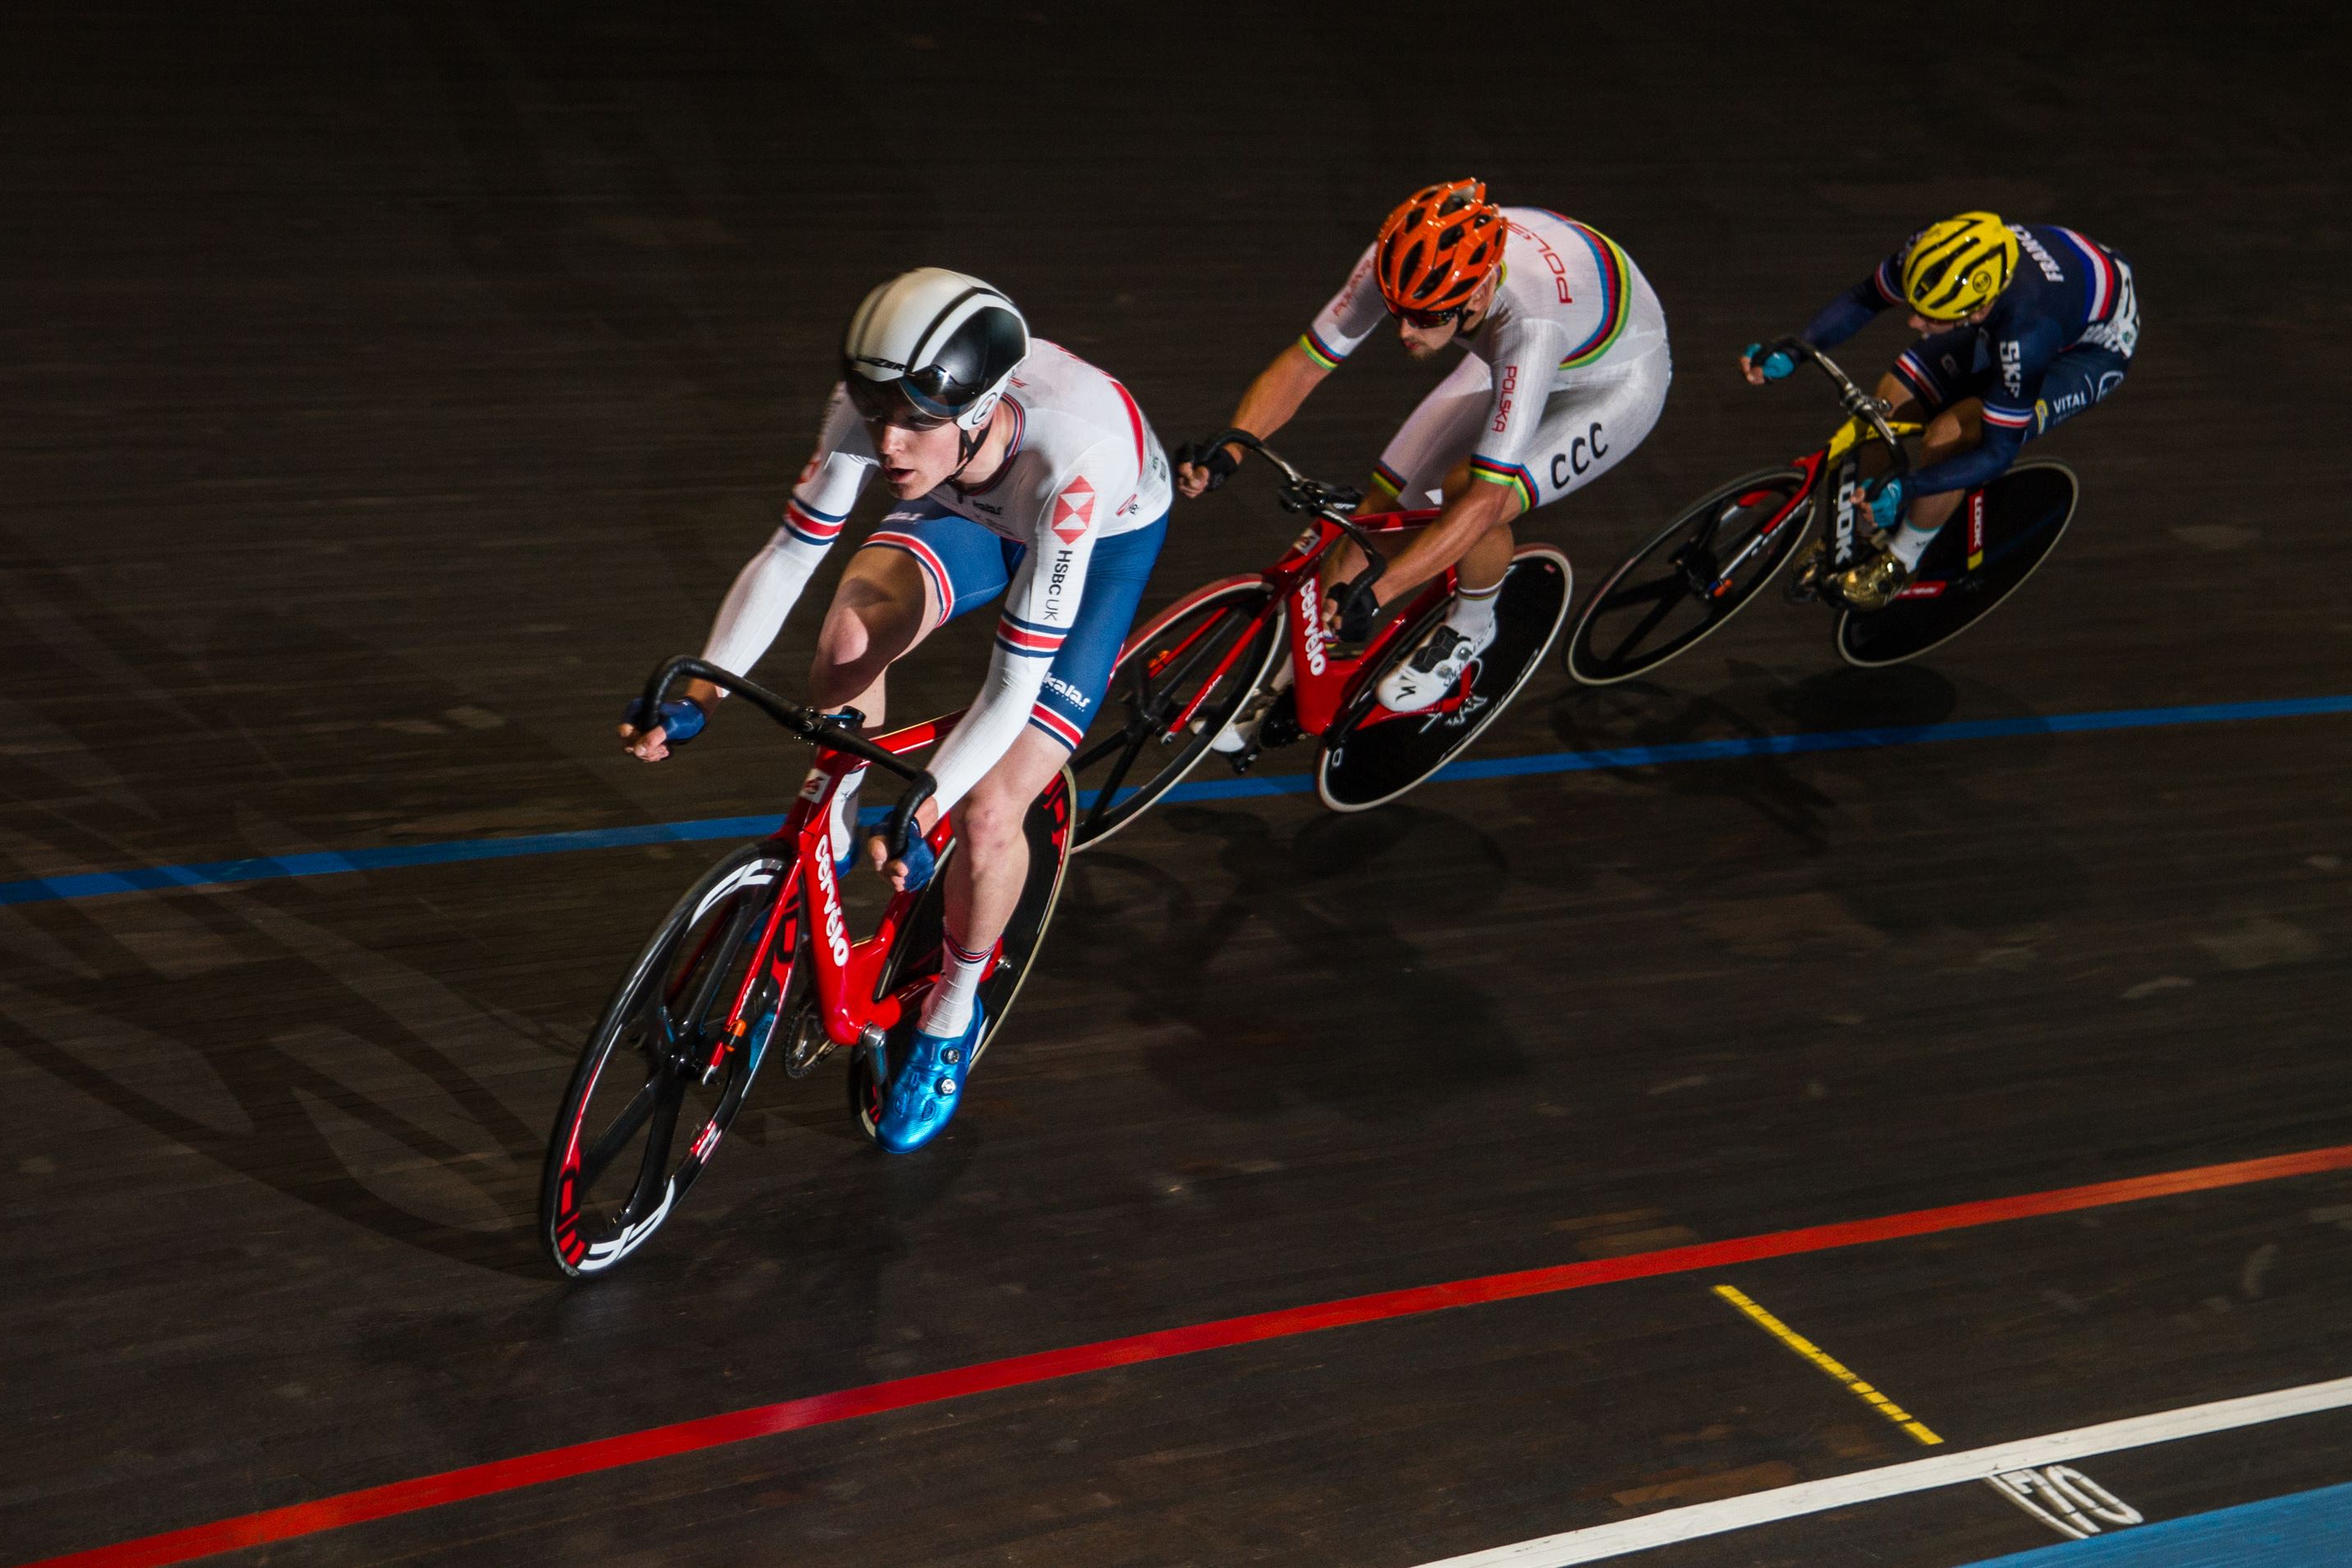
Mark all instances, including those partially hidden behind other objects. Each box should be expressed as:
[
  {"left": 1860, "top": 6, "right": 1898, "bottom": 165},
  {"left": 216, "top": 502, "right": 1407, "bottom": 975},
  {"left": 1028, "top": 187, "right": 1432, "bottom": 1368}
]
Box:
[{"left": 947, "top": 399, "right": 1005, "bottom": 488}]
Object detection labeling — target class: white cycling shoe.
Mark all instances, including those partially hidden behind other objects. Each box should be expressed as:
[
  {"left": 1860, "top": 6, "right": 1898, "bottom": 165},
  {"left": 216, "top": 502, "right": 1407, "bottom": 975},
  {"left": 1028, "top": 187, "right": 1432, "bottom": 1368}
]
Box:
[{"left": 1376, "top": 617, "right": 1495, "bottom": 713}]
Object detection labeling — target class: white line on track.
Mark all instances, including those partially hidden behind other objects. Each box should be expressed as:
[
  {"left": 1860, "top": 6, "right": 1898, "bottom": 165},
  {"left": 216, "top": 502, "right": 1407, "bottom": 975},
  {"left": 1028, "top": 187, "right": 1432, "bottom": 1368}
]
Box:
[{"left": 1410, "top": 1375, "right": 2352, "bottom": 1566}]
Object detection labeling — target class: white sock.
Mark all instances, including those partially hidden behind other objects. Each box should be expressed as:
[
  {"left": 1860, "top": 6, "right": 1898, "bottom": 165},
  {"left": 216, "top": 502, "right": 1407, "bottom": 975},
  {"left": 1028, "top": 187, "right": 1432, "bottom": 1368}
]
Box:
[
  {"left": 1888, "top": 522, "right": 1938, "bottom": 571},
  {"left": 828, "top": 762, "right": 868, "bottom": 867},
  {"left": 1444, "top": 578, "right": 1503, "bottom": 641},
  {"left": 919, "top": 930, "right": 992, "bottom": 1038}
]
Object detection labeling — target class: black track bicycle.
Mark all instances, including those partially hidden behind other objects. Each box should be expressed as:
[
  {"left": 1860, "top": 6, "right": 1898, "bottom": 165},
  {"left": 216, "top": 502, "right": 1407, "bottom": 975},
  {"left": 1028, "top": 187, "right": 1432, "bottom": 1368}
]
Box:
[{"left": 1566, "top": 342, "right": 2079, "bottom": 681}]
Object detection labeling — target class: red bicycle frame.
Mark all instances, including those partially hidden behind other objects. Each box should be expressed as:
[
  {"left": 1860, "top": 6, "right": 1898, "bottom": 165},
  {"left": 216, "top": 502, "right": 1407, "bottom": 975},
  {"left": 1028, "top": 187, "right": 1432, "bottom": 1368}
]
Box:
[
  {"left": 692, "top": 712, "right": 983, "bottom": 1082},
  {"left": 1117, "top": 505, "right": 1471, "bottom": 739}
]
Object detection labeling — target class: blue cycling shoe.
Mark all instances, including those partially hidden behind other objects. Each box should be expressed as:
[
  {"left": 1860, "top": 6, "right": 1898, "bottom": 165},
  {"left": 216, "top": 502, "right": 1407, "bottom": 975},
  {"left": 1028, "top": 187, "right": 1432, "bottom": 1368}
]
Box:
[{"left": 876, "top": 1002, "right": 984, "bottom": 1153}]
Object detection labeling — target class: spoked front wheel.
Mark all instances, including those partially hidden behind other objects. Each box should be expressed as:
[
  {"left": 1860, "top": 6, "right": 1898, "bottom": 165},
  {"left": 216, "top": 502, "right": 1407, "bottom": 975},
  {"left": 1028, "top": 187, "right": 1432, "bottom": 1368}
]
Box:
[
  {"left": 1565, "top": 466, "right": 1810, "bottom": 685},
  {"left": 540, "top": 842, "right": 791, "bottom": 1277},
  {"left": 1069, "top": 578, "right": 1282, "bottom": 850}
]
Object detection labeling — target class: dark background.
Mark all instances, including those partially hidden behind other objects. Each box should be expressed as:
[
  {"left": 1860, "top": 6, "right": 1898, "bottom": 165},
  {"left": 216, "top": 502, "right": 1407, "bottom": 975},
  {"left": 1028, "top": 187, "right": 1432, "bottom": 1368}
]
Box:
[{"left": 4, "top": 6, "right": 2349, "bottom": 1565}]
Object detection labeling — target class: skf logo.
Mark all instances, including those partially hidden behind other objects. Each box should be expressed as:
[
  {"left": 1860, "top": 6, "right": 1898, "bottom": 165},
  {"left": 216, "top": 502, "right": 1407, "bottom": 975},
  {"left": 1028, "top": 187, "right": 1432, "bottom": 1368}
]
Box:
[
  {"left": 1492, "top": 364, "right": 1517, "bottom": 433},
  {"left": 1297, "top": 577, "right": 1328, "bottom": 675},
  {"left": 1968, "top": 491, "right": 1986, "bottom": 569},
  {"left": 1052, "top": 476, "right": 1095, "bottom": 543},
  {"left": 2000, "top": 340, "right": 2023, "bottom": 397},
  {"left": 811, "top": 846, "right": 850, "bottom": 965}
]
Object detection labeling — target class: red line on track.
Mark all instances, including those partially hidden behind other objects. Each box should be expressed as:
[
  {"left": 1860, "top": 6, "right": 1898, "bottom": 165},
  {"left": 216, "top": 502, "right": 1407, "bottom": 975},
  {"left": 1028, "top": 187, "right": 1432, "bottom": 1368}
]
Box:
[{"left": 27, "top": 1141, "right": 2352, "bottom": 1568}]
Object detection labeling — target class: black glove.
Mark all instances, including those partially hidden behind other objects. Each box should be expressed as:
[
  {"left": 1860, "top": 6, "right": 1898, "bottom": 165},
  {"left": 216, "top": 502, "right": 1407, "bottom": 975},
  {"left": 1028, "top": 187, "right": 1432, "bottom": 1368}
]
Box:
[
  {"left": 1327, "top": 570, "right": 1381, "bottom": 645},
  {"left": 1173, "top": 438, "right": 1242, "bottom": 492}
]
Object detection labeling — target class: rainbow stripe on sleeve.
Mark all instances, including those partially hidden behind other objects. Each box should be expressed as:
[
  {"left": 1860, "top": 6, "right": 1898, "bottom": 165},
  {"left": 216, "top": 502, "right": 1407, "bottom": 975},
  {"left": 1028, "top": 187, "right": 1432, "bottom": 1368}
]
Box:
[
  {"left": 1536, "top": 211, "right": 1632, "bottom": 370},
  {"left": 1297, "top": 328, "right": 1349, "bottom": 371},
  {"left": 1468, "top": 456, "right": 1536, "bottom": 511}
]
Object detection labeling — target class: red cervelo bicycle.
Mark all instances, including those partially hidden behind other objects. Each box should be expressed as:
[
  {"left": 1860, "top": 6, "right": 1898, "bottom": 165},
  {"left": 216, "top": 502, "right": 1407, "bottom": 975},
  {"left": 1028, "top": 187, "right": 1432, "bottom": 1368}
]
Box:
[
  {"left": 1066, "top": 431, "right": 1573, "bottom": 846},
  {"left": 539, "top": 656, "right": 1071, "bottom": 1278}
]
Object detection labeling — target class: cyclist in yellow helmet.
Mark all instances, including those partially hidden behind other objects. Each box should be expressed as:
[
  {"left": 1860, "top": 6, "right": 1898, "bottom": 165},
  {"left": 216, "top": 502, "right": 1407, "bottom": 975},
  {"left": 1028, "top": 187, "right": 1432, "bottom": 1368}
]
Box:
[{"left": 1743, "top": 212, "right": 2138, "bottom": 608}]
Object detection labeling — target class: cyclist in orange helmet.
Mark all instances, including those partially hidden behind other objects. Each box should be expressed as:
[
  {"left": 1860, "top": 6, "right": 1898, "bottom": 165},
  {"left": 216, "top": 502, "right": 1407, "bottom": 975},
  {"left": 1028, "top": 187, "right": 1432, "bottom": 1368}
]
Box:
[{"left": 1177, "top": 178, "right": 1671, "bottom": 713}]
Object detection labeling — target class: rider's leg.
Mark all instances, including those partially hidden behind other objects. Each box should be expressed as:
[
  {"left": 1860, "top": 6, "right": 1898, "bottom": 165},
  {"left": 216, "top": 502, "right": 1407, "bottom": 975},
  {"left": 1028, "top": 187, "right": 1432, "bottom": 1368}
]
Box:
[
  {"left": 804, "top": 543, "right": 938, "bottom": 864},
  {"left": 921, "top": 727, "right": 1061, "bottom": 1034},
  {"left": 1376, "top": 346, "right": 1670, "bottom": 713},
  {"left": 1436, "top": 457, "right": 1515, "bottom": 640},
  {"left": 921, "top": 512, "right": 1162, "bottom": 1036},
  {"left": 819, "top": 507, "right": 1007, "bottom": 867},
  {"left": 1327, "top": 353, "right": 1490, "bottom": 594},
  {"left": 1882, "top": 400, "right": 1982, "bottom": 567},
  {"left": 806, "top": 544, "right": 942, "bottom": 716}
]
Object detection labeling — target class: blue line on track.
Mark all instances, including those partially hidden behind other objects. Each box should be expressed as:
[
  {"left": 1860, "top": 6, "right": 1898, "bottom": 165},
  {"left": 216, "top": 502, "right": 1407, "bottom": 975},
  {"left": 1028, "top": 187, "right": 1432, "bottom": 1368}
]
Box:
[
  {"left": 5, "top": 694, "right": 2346, "bottom": 908},
  {"left": 1960, "top": 1478, "right": 2352, "bottom": 1566}
]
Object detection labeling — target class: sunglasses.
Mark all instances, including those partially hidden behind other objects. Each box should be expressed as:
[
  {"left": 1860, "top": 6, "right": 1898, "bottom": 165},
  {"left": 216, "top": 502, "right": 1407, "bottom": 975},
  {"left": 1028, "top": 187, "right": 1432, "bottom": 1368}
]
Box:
[
  {"left": 1391, "top": 303, "right": 1466, "bottom": 330},
  {"left": 844, "top": 361, "right": 968, "bottom": 430}
]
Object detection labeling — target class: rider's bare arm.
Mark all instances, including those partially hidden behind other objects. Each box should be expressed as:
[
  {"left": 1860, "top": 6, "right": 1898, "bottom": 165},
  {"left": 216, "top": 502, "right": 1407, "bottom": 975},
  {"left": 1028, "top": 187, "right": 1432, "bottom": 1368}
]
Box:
[
  {"left": 623, "top": 394, "right": 869, "bottom": 760},
  {"left": 1362, "top": 475, "right": 1522, "bottom": 607},
  {"left": 1176, "top": 342, "right": 1330, "bottom": 497}
]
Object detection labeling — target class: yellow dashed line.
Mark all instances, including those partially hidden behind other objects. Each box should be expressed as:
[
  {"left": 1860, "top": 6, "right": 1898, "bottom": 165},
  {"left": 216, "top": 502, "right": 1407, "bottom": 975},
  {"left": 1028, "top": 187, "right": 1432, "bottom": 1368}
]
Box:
[{"left": 1712, "top": 1284, "right": 1943, "bottom": 1446}]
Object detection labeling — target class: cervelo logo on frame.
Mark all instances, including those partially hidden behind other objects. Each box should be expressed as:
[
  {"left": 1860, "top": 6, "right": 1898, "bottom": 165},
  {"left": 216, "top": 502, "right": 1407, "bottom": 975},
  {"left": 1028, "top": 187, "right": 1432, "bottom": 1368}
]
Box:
[
  {"left": 1297, "top": 576, "right": 1329, "bottom": 675},
  {"left": 810, "top": 841, "right": 850, "bottom": 965},
  {"left": 1052, "top": 476, "right": 1095, "bottom": 543}
]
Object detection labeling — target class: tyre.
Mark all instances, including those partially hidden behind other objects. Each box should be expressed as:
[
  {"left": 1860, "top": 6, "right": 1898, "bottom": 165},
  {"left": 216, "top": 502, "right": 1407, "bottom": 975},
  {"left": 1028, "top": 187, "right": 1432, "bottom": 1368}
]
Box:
[
  {"left": 1315, "top": 544, "right": 1572, "bottom": 812},
  {"left": 1565, "top": 466, "right": 1810, "bottom": 685},
  {"left": 850, "top": 767, "right": 1077, "bottom": 1144},
  {"left": 540, "top": 841, "right": 792, "bottom": 1277},
  {"left": 1835, "top": 461, "right": 2079, "bottom": 667},
  {"left": 1070, "top": 578, "right": 1283, "bottom": 850}
]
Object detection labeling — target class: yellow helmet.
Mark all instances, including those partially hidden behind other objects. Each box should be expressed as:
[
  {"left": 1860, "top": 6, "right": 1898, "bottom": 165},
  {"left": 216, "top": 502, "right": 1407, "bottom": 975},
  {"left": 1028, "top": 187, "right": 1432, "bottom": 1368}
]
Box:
[{"left": 1900, "top": 213, "right": 2020, "bottom": 321}]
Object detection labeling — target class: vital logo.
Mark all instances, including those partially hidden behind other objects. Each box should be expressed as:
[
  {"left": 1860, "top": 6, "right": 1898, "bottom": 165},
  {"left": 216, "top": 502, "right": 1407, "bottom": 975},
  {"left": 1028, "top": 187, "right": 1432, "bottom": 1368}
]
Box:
[
  {"left": 1042, "top": 672, "right": 1090, "bottom": 710},
  {"left": 1968, "top": 490, "right": 1986, "bottom": 570},
  {"left": 811, "top": 846, "right": 850, "bottom": 966},
  {"left": 1298, "top": 576, "right": 1329, "bottom": 676},
  {"left": 1052, "top": 476, "right": 1095, "bottom": 543}
]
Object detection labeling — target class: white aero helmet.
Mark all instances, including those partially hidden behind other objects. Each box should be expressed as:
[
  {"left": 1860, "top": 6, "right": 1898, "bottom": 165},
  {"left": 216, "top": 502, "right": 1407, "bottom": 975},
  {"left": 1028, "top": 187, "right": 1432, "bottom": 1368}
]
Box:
[{"left": 841, "top": 268, "right": 1029, "bottom": 435}]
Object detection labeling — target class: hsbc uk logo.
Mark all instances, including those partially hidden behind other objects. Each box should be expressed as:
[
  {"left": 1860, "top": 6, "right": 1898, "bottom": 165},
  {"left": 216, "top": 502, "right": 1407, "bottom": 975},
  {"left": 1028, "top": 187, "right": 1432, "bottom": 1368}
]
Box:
[{"left": 1052, "top": 476, "right": 1095, "bottom": 543}]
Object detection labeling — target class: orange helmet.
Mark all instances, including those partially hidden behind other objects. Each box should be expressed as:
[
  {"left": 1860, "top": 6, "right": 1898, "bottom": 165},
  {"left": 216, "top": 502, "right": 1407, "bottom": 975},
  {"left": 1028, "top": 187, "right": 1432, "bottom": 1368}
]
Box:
[{"left": 1374, "top": 178, "right": 1506, "bottom": 317}]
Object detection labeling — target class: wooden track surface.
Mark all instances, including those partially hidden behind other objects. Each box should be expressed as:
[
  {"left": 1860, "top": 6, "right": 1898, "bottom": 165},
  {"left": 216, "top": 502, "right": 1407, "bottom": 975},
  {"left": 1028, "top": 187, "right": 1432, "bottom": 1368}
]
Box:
[{"left": 4, "top": 5, "right": 2348, "bottom": 1564}]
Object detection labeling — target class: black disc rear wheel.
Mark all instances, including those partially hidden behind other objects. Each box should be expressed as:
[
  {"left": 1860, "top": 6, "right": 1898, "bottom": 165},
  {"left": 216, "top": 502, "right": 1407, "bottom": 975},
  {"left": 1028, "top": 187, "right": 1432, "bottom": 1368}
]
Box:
[
  {"left": 1566, "top": 466, "right": 1810, "bottom": 685},
  {"left": 1070, "top": 580, "right": 1281, "bottom": 850},
  {"left": 1316, "top": 545, "right": 1572, "bottom": 812},
  {"left": 540, "top": 841, "right": 791, "bottom": 1277},
  {"left": 1835, "top": 461, "right": 2079, "bottom": 667}
]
